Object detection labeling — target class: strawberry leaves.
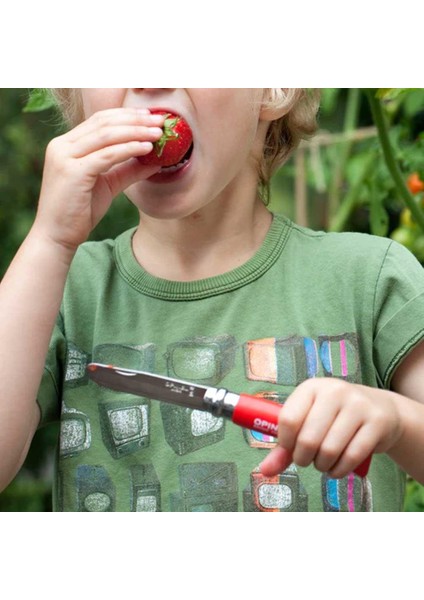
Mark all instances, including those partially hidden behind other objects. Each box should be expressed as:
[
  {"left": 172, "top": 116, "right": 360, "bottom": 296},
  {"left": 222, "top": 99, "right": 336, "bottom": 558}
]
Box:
[{"left": 154, "top": 114, "right": 179, "bottom": 158}]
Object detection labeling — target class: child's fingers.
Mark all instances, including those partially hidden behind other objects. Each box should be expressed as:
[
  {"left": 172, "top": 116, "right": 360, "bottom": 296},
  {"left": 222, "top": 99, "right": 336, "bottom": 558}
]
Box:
[
  {"left": 312, "top": 406, "right": 364, "bottom": 473},
  {"left": 264, "top": 379, "right": 399, "bottom": 478},
  {"left": 83, "top": 140, "right": 158, "bottom": 175},
  {"left": 67, "top": 107, "right": 161, "bottom": 141},
  {"left": 100, "top": 157, "right": 160, "bottom": 199},
  {"left": 259, "top": 446, "right": 293, "bottom": 477},
  {"left": 277, "top": 378, "right": 372, "bottom": 474},
  {"left": 289, "top": 397, "right": 342, "bottom": 468},
  {"left": 276, "top": 382, "right": 316, "bottom": 451},
  {"left": 326, "top": 424, "right": 377, "bottom": 479},
  {"left": 72, "top": 123, "right": 164, "bottom": 158},
  {"left": 64, "top": 108, "right": 165, "bottom": 156}
]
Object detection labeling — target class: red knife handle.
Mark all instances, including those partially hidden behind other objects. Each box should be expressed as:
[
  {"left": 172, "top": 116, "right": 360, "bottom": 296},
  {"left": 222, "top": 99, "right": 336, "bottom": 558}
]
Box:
[{"left": 232, "top": 394, "right": 372, "bottom": 477}]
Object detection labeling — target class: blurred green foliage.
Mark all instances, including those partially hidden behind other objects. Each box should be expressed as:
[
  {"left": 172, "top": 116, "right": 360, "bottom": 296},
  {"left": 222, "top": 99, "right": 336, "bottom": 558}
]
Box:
[
  {"left": 1, "top": 88, "right": 424, "bottom": 511},
  {"left": 404, "top": 479, "right": 424, "bottom": 511},
  {"left": 271, "top": 88, "right": 424, "bottom": 253},
  {"left": 0, "top": 89, "right": 47, "bottom": 276}
]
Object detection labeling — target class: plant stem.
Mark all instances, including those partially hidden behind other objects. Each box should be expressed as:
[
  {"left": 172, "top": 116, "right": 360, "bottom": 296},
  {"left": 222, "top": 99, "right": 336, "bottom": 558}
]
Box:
[
  {"left": 329, "top": 151, "right": 376, "bottom": 232},
  {"left": 328, "top": 88, "right": 361, "bottom": 221},
  {"left": 365, "top": 89, "right": 424, "bottom": 233}
]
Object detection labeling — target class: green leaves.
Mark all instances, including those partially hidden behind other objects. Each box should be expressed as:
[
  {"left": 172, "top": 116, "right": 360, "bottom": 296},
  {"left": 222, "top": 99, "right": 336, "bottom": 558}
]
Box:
[
  {"left": 22, "top": 88, "right": 55, "bottom": 113},
  {"left": 375, "top": 88, "right": 412, "bottom": 100},
  {"left": 366, "top": 88, "right": 424, "bottom": 234},
  {"left": 404, "top": 478, "right": 424, "bottom": 512},
  {"left": 154, "top": 114, "right": 179, "bottom": 157}
]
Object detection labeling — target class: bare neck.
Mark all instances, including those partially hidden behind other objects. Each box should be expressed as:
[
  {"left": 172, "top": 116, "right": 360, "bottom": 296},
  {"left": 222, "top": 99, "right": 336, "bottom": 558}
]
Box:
[{"left": 132, "top": 200, "right": 273, "bottom": 282}]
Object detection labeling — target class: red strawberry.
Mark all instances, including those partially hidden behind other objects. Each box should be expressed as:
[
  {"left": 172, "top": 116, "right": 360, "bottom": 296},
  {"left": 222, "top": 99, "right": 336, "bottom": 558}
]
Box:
[{"left": 138, "top": 110, "right": 193, "bottom": 167}]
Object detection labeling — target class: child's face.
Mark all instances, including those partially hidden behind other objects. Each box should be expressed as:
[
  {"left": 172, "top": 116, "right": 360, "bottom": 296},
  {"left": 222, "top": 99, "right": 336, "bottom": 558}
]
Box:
[{"left": 81, "top": 88, "right": 271, "bottom": 220}]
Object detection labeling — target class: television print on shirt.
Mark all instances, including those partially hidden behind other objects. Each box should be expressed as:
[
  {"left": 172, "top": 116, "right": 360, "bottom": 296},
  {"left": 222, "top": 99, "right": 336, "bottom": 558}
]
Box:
[
  {"left": 243, "top": 391, "right": 288, "bottom": 449},
  {"left": 65, "top": 329, "right": 372, "bottom": 511},
  {"left": 321, "top": 472, "right": 373, "bottom": 512},
  {"left": 160, "top": 404, "right": 225, "bottom": 455},
  {"left": 164, "top": 334, "right": 238, "bottom": 385},
  {"left": 59, "top": 405, "right": 91, "bottom": 458},
  {"left": 169, "top": 462, "right": 238, "bottom": 512},
  {"left": 244, "top": 333, "right": 361, "bottom": 385},
  {"left": 99, "top": 397, "right": 151, "bottom": 458},
  {"left": 161, "top": 335, "right": 237, "bottom": 455},
  {"left": 129, "top": 464, "right": 161, "bottom": 512},
  {"left": 76, "top": 465, "right": 116, "bottom": 512},
  {"left": 64, "top": 342, "right": 91, "bottom": 388},
  {"left": 92, "top": 342, "right": 156, "bottom": 372},
  {"left": 243, "top": 465, "right": 308, "bottom": 512}
]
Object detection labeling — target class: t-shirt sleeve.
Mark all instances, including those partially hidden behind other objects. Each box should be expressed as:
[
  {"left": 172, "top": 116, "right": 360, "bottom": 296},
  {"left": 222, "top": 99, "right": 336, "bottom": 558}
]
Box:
[
  {"left": 373, "top": 240, "right": 424, "bottom": 388},
  {"left": 36, "top": 313, "right": 66, "bottom": 427}
]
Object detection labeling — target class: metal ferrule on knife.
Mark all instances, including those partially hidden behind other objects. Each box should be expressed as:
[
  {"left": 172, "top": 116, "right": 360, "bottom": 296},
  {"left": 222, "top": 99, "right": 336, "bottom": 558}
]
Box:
[{"left": 203, "top": 388, "right": 239, "bottom": 419}]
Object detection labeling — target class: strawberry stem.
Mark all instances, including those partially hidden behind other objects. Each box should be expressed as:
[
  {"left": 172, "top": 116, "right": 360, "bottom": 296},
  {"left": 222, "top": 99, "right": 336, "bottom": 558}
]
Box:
[{"left": 154, "top": 114, "right": 180, "bottom": 157}]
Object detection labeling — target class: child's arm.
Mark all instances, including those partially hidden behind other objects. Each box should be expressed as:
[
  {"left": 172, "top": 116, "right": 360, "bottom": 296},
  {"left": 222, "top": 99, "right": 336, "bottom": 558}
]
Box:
[
  {"left": 260, "top": 340, "right": 424, "bottom": 484},
  {"left": 386, "top": 340, "right": 424, "bottom": 481},
  {"left": 0, "top": 108, "right": 164, "bottom": 491}
]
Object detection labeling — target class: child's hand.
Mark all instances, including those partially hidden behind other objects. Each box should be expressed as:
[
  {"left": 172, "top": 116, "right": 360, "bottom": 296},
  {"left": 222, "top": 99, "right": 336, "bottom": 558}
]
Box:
[
  {"left": 33, "top": 108, "right": 164, "bottom": 252},
  {"left": 260, "top": 378, "right": 403, "bottom": 478}
]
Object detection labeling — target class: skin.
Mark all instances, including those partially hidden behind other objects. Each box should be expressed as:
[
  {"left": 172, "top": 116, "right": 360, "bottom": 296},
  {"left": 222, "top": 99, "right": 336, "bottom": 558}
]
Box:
[
  {"left": 80, "top": 88, "right": 275, "bottom": 280},
  {"left": 1, "top": 88, "right": 424, "bottom": 494}
]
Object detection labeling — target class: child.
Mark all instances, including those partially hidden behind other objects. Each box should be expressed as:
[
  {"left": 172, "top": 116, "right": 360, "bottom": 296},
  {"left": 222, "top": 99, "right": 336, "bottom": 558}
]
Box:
[{"left": 1, "top": 88, "right": 424, "bottom": 512}]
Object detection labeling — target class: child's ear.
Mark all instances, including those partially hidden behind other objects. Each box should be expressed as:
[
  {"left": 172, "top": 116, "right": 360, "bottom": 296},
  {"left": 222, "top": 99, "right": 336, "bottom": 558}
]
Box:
[{"left": 259, "top": 88, "right": 291, "bottom": 122}]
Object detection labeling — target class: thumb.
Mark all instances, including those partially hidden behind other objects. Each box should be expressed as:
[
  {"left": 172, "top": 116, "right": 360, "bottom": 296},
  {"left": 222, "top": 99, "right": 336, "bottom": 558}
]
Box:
[{"left": 103, "top": 159, "right": 161, "bottom": 198}]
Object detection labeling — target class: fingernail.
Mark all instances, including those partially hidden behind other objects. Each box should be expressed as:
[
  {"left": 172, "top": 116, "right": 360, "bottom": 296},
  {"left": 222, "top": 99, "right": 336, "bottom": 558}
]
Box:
[
  {"left": 148, "top": 114, "right": 165, "bottom": 124},
  {"left": 138, "top": 141, "right": 153, "bottom": 150},
  {"left": 150, "top": 127, "right": 163, "bottom": 137}
]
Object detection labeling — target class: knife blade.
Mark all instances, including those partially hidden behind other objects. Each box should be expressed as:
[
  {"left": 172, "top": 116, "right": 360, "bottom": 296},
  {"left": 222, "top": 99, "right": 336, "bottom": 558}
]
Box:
[{"left": 87, "top": 362, "right": 372, "bottom": 478}]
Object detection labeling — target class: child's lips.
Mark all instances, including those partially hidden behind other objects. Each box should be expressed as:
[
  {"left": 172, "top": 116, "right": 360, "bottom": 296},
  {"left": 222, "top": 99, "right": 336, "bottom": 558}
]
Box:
[
  {"left": 146, "top": 151, "right": 193, "bottom": 184},
  {"left": 158, "top": 157, "right": 189, "bottom": 174}
]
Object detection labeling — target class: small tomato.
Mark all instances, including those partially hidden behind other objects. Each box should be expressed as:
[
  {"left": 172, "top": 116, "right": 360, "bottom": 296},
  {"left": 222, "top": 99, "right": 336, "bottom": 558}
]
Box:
[
  {"left": 400, "top": 208, "right": 417, "bottom": 229},
  {"left": 407, "top": 172, "right": 424, "bottom": 195}
]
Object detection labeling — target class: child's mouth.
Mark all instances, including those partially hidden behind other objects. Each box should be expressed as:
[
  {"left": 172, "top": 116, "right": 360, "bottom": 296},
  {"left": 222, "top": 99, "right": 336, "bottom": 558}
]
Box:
[
  {"left": 158, "top": 143, "right": 193, "bottom": 174},
  {"left": 147, "top": 143, "right": 194, "bottom": 184}
]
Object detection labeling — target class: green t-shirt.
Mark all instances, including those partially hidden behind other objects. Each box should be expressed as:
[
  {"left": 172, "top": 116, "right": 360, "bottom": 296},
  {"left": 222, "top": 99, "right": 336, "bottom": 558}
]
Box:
[{"left": 37, "top": 214, "right": 424, "bottom": 511}]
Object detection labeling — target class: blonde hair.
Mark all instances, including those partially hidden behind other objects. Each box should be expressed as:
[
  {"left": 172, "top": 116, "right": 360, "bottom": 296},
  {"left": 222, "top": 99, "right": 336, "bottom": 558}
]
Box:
[
  {"left": 48, "top": 89, "right": 84, "bottom": 129},
  {"left": 261, "top": 88, "right": 320, "bottom": 183},
  {"left": 48, "top": 88, "right": 320, "bottom": 201}
]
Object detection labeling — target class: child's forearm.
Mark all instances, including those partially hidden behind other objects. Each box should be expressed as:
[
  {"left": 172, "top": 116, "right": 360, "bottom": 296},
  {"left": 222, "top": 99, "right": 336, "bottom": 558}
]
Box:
[
  {"left": 0, "top": 226, "right": 75, "bottom": 491},
  {"left": 387, "top": 392, "right": 424, "bottom": 485}
]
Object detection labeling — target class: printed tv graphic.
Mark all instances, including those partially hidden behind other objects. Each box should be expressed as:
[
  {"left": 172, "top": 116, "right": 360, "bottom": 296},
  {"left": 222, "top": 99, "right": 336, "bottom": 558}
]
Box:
[
  {"left": 164, "top": 334, "right": 237, "bottom": 385},
  {"left": 170, "top": 462, "right": 238, "bottom": 512},
  {"left": 59, "top": 406, "right": 91, "bottom": 458},
  {"left": 161, "top": 404, "right": 224, "bottom": 455},
  {"left": 318, "top": 334, "right": 361, "bottom": 382},
  {"left": 321, "top": 472, "right": 372, "bottom": 512},
  {"left": 243, "top": 391, "right": 287, "bottom": 448},
  {"left": 243, "top": 465, "right": 308, "bottom": 512},
  {"left": 76, "top": 465, "right": 116, "bottom": 512},
  {"left": 64, "top": 342, "right": 91, "bottom": 388},
  {"left": 244, "top": 336, "right": 318, "bottom": 385},
  {"left": 99, "top": 398, "right": 151, "bottom": 458},
  {"left": 130, "top": 464, "right": 161, "bottom": 512},
  {"left": 92, "top": 343, "right": 156, "bottom": 371},
  {"left": 244, "top": 333, "right": 361, "bottom": 385}
]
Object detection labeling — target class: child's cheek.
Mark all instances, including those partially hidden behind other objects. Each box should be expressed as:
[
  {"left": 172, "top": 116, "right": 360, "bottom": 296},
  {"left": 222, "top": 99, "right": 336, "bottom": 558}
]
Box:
[{"left": 80, "top": 89, "right": 126, "bottom": 117}]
